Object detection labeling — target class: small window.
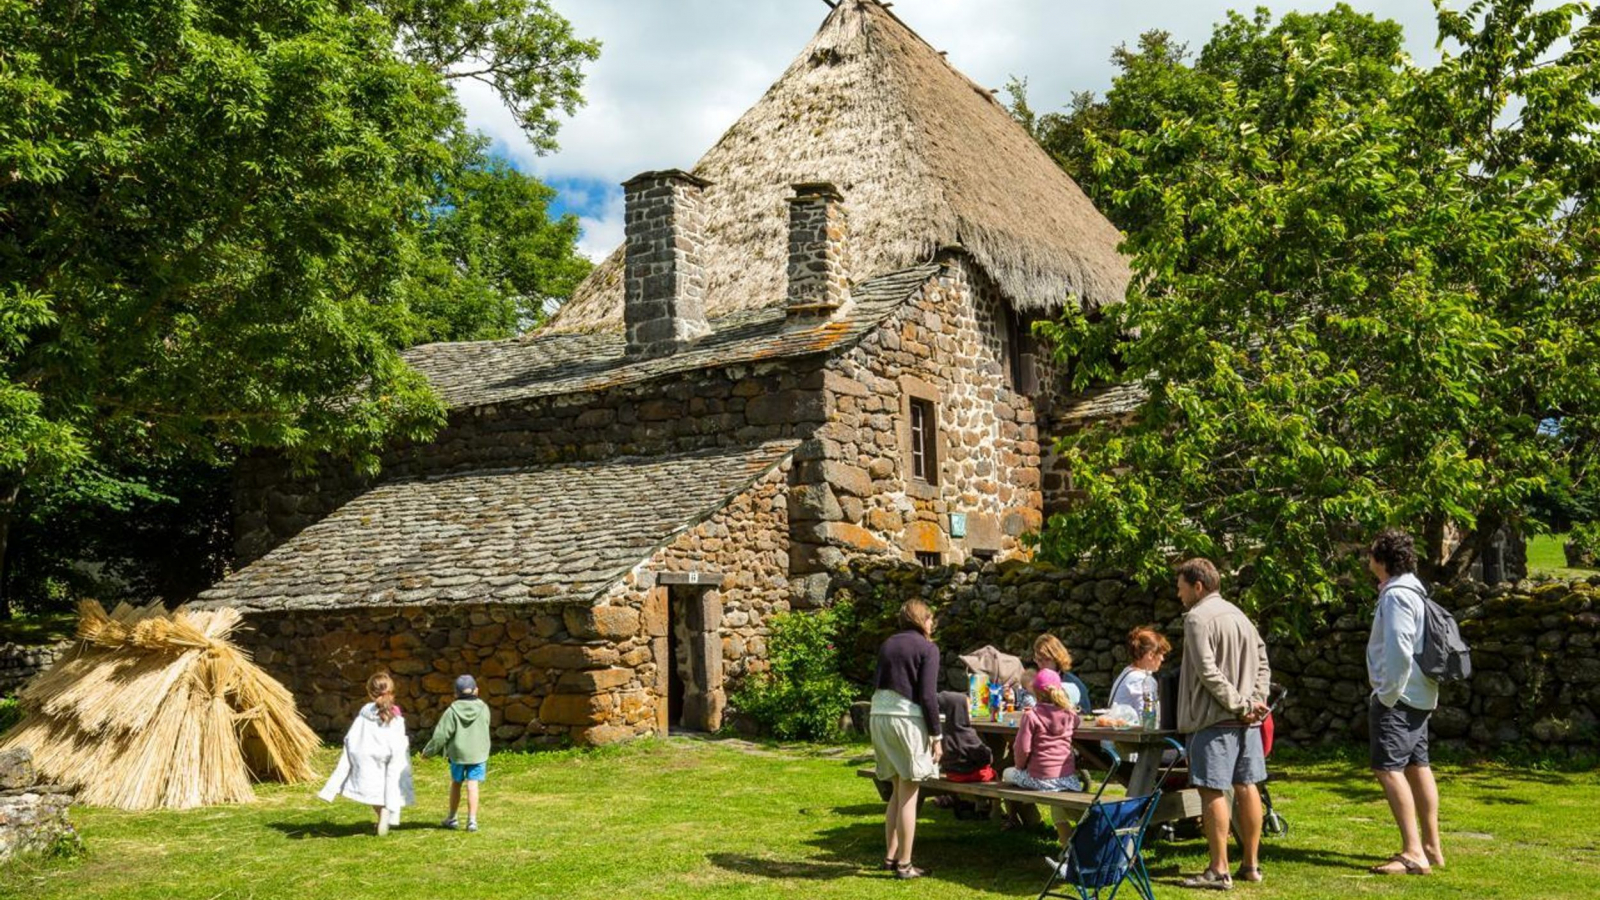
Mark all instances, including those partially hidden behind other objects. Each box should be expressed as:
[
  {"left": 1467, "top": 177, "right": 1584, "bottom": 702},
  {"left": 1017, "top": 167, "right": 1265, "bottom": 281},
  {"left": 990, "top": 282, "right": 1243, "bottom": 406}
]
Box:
[
  {"left": 916, "top": 551, "right": 943, "bottom": 567},
  {"left": 909, "top": 398, "right": 938, "bottom": 484},
  {"left": 1001, "top": 305, "right": 1035, "bottom": 393}
]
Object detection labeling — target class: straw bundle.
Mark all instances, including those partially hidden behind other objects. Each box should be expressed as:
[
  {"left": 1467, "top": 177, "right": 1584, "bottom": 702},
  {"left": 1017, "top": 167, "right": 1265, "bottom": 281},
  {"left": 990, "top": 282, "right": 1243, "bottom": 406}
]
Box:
[{"left": 0, "top": 601, "right": 319, "bottom": 810}]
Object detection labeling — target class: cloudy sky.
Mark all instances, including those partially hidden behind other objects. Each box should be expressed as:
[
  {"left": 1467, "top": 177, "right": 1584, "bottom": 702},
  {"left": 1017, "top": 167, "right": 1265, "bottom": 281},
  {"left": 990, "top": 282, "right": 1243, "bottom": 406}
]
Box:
[{"left": 456, "top": 1, "right": 1453, "bottom": 260}]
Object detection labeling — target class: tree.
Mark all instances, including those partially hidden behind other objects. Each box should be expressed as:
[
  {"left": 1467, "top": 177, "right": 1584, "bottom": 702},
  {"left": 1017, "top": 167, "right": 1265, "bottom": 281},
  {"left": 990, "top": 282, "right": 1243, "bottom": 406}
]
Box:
[
  {"left": 1029, "top": 2, "right": 1600, "bottom": 625},
  {"left": 0, "top": 0, "right": 597, "bottom": 614},
  {"left": 404, "top": 132, "right": 591, "bottom": 341}
]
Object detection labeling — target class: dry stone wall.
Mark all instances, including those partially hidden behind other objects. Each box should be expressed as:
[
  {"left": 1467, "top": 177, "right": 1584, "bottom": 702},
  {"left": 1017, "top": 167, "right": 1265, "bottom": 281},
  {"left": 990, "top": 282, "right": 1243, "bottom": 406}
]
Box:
[
  {"left": 0, "top": 749, "right": 79, "bottom": 864},
  {"left": 830, "top": 560, "right": 1600, "bottom": 756},
  {"left": 0, "top": 642, "right": 66, "bottom": 697}
]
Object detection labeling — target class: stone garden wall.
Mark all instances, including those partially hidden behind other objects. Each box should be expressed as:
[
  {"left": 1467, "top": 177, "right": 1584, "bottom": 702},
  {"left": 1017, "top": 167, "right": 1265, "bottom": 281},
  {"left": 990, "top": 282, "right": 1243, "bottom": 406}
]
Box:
[
  {"left": 0, "top": 642, "right": 66, "bottom": 697},
  {"left": 0, "top": 749, "right": 79, "bottom": 864},
  {"left": 830, "top": 560, "right": 1600, "bottom": 756}
]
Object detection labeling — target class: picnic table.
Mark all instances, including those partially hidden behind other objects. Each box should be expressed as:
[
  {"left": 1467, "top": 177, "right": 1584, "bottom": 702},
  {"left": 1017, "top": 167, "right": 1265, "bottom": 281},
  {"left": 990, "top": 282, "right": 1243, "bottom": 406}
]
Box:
[{"left": 858, "top": 719, "right": 1200, "bottom": 825}]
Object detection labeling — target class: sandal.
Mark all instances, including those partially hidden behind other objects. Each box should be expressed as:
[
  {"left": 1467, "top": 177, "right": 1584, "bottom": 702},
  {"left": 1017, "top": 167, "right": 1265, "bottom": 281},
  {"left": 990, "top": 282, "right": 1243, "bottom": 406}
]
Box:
[
  {"left": 1234, "top": 865, "right": 1263, "bottom": 883},
  {"left": 881, "top": 857, "right": 897, "bottom": 872},
  {"left": 895, "top": 862, "right": 929, "bottom": 880},
  {"left": 1180, "top": 869, "right": 1233, "bottom": 890},
  {"left": 1369, "top": 854, "right": 1431, "bottom": 876}
]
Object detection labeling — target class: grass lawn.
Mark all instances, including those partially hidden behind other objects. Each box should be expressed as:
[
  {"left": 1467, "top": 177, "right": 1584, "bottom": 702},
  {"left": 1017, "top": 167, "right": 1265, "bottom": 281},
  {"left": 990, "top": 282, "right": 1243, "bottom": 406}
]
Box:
[
  {"left": 1526, "top": 533, "right": 1598, "bottom": 581},
  {"left": 0, "top": 612, "right": 77, "bottom": 646},
  {"left": 5, "top": 738, "right": 1598, "bottom": 900}
]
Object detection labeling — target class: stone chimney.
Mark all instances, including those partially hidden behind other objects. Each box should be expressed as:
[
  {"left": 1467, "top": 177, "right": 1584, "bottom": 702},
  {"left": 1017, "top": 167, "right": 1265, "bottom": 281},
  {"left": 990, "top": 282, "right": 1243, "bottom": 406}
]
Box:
[
  {"left": 623, "top": 169, "right": 712, "bottom": 357},
  {"left": 786, "top": 182, "right": 849, "bottom": 317}
]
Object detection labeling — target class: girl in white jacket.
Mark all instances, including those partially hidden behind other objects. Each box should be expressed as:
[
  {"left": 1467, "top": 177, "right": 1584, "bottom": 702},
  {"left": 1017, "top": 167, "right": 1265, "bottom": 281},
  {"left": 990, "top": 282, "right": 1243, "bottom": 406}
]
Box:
[{"left": 318, "top": 672, "right": 415, "bottom": 835}]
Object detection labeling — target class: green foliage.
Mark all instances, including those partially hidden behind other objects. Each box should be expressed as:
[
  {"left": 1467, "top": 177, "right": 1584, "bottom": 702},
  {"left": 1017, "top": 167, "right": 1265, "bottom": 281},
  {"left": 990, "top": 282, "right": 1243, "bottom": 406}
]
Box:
[
  {"left": 730, "top": 606, "right": 858, "bottom": 741},
  {"left": 5, "top": 456, "right": 232, "bottom": 613},
  {"left": 376, "top": 0, "right": 600, "bottom": 153},
  {"left": 1026, "top": 2, "right": 1600, "bottom": 625},
  {"left": 0, "top": 697, "right": 20, "bottom": 735},
  {"left": 1571, "top": 522, "right": 1600, "bottom": 558},
  {"left": 403, "top": 132, "right": 591, "bottom": 340},
  {"left": 0, "top": 0, "right": 595, "bottom": 612}
]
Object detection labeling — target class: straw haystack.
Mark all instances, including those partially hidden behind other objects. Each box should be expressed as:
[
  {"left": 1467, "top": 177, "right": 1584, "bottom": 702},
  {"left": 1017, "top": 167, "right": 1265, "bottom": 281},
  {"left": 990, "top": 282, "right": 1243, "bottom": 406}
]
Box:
[
  {"left": 545, "top": 0, "right": 1130, "bottom": 335},
  {"left": 0, "top": 601, "right": 318, "bottom": 810}
]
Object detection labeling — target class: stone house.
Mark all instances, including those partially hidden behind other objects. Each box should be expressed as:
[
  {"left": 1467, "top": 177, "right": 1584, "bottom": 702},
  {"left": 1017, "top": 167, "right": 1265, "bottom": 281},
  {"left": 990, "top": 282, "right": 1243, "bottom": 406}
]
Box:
[{"left": 198, "top": 0, "right": 1129, "bottom": 745}]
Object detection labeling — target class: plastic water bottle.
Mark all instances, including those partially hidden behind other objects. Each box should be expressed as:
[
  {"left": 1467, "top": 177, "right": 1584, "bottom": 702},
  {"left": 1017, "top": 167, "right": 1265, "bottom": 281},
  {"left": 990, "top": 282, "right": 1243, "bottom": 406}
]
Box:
[{"left": 1141, "top": 689, "right": 1157, "bottom": 731}]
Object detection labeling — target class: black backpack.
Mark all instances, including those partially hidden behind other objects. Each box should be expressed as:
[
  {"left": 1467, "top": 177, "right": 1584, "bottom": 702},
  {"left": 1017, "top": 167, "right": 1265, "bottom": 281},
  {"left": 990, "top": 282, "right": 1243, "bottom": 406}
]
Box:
[{"left": 1397, "top": 585, "right": 1472, "bottom": 683}]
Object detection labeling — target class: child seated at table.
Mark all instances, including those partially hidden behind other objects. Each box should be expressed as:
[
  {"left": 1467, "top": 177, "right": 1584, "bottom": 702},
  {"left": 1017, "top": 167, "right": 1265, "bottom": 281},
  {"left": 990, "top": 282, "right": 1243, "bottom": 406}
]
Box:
[
  {"left": 938, "top": 691, "right": 996, "bottom": 781},
  {"left": 936, "top": 690, "right": 996, "bottom": 819},
  {"left": 1001, "top": 669, "right": 1082, "bottom": 841}
]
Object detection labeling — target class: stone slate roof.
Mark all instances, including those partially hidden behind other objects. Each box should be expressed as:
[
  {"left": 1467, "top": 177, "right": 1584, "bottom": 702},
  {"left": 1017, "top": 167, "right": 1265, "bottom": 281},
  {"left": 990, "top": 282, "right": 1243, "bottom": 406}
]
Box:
[
  {"left": 1055, "top": 382, "right": 1147, "bottom": 430},
  {"left": 198, "top": 442, "right": 797, "bottom": 613},
  {"left": 402, "top": 264, "right": 941, "bottom": 410}
]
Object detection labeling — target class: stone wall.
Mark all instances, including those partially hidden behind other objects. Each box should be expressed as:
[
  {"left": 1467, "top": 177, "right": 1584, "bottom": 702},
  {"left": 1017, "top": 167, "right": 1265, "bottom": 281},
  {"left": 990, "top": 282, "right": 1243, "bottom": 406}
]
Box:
[
  {"left": 0, "top": 642, "right": 66, "bottom": 697},
  {"left": 829, "top": 560, "right": 1600, "bottom": 756},
  {"left": 233, "top": 358, "right": 826, "bottom": 565},
  {"left": 809, "top": 257, "right": 1045, "bottom": 570},
  {"left": 239, "top": 599, "right": 654, "bottom": 747},
  {"left": 0, "top": 749, "right": 79, "bottom": 864}
]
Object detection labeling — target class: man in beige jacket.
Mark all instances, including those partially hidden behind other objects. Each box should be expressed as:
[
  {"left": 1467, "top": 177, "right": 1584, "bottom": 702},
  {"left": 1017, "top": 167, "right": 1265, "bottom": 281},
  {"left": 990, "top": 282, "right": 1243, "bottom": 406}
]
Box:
[{"left": 1176, "top": 559, "right": 1272, "bottom": 891}]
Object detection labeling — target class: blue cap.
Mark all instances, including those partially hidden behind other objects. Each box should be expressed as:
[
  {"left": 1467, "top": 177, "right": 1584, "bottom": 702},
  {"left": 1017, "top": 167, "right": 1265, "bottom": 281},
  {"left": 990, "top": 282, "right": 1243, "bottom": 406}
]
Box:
[{"left": 454, "top": 674, "right": 478, "bottom": 696}]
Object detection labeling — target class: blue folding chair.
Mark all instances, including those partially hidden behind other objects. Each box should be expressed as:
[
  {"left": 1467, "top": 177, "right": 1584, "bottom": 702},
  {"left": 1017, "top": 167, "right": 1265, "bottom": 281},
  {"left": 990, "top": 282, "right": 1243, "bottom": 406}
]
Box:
[{"left": 1037, "top": 738, "right": 1186, "bottom": 900}]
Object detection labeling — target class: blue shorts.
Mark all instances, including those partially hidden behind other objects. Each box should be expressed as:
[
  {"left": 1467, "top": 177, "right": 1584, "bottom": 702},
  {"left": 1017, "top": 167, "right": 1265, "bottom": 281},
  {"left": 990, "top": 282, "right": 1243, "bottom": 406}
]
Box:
[
  {"left": 450, "top": 761, "right": 487, "bottom": 783},
  {"left": 1188, "top": 725, "right": 1266, "bottom": 790}
]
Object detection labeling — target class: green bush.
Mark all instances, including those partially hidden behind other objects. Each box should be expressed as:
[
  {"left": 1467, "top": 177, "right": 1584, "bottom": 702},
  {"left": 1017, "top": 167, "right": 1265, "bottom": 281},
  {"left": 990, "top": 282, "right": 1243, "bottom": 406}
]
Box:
[
  {"left": 1567, "top": 522, "right": 1600, "bottom": 567},
  {"left": 730, "top": 605, "right": 858, "bottom": 741},
  {"left": 0, "top": 697, "right": 21, "bottom": 735}
]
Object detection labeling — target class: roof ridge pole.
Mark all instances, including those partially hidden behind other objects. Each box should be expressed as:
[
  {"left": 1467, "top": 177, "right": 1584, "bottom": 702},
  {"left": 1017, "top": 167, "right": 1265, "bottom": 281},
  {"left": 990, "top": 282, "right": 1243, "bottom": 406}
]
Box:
[{"left": 785, "top": 181, "right": 850, "bottom": 320}]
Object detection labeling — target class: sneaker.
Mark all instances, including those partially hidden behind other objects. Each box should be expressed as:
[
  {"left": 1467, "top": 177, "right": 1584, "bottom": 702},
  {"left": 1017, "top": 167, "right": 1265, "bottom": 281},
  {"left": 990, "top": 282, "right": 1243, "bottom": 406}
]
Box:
[
  {"left": 1044, "top": 856, "right": 1071, "bottom": 878},
  {"left": 466, "top": 820, "right": 479, "bottom": 833},
  {"left": 1181, "top": 869, "right": 1233, "bottom": 891},
  {"left": 440, "top": 817, "right": 459, "bottom": 830}
]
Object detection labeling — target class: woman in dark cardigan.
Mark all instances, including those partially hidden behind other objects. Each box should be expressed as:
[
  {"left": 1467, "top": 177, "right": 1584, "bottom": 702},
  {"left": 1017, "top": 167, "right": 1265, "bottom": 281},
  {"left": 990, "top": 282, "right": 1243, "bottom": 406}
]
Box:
[{"left": 869, "top": 600, "right": 941, "bottom": 880}]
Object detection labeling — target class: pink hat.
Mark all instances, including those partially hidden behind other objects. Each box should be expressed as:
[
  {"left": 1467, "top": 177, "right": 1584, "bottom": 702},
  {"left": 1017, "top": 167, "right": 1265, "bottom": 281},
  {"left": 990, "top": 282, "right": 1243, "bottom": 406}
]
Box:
[{"left": 1032, "top": 668, "right": 1063, "bottom": 692}]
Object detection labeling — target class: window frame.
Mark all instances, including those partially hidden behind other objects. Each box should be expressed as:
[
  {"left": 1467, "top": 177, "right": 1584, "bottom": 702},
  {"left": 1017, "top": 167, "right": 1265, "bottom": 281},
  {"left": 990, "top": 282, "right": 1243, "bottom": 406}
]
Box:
[{"left": 896, "top": 375, "right": 945, "bottom": 500}]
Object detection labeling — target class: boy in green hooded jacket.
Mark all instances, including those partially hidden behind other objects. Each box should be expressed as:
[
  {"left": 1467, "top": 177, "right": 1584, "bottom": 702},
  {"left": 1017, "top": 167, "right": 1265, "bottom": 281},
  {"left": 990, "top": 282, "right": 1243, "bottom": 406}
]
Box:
[{"left": 422, "top": 674, "right": 491, "bottom": 831}]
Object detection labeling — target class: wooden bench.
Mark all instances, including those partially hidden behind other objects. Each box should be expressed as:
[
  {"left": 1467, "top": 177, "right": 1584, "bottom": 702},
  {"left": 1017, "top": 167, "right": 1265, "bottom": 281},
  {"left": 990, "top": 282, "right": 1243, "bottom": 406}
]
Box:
[{"left": 856, "top": 768, "right": 1201, "bottom": 825}]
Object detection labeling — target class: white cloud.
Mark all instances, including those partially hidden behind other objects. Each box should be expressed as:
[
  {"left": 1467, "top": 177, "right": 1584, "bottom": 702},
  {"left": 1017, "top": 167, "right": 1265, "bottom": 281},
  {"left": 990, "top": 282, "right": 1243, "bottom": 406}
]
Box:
[
  {"left": 576, "top": 187, "right": 625, "bottom": 262},
  {"left": 456, "top": 0, "right": 1452, "bottom": 255}
]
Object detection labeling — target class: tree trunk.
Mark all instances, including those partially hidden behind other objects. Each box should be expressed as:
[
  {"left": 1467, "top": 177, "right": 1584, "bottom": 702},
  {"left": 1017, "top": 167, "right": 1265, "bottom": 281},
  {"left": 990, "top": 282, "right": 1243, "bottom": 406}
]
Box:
[
  {"left": 1436, "top": 511, "right": 1506, "bottom": 585},
  {"left": 1420, "top": 515, "right": 1451, "bottom": 583},
  {"left": 0, "top": 480, "right": 18, "bottom": 619}
]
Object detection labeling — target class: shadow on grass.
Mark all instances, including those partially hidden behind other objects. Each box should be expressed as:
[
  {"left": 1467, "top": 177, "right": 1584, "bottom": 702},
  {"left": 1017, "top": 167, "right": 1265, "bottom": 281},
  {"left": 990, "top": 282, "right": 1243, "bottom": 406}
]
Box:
[
  {"left": 264, "top": 820, "right": 430, "bottom": 839},
  {"left": 708, "top": 807, "right": 1083, "bottom": 895}
]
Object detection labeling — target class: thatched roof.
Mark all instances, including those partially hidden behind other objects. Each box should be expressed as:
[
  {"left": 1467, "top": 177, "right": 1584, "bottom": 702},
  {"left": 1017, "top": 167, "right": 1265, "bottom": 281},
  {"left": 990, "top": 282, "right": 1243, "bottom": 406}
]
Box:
[
  {"left": 545, "top": 0, "right": 1128, "bottom": 335},
  {"left": 1, "top": 602, "right": 318, "bottom": 810},
  {"left": 405, "top": 264, "right": 937, "bottom": 409},
  {"left": 197, "top": 442, "right": 797, "bottom": 612}
]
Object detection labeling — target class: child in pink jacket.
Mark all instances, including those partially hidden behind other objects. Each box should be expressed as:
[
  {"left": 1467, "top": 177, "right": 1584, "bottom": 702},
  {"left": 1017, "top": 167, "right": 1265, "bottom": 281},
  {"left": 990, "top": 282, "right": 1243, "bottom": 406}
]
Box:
[{"left": 1002, "top": 668, "right": 1082, "bottom": 843}]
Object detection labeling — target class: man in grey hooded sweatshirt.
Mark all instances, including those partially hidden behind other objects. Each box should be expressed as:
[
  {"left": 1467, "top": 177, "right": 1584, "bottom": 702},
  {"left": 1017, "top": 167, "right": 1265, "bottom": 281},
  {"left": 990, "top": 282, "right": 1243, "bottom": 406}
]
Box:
[{"left": 1365, "top": 529, "right": 1443, "bottom": 876}]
